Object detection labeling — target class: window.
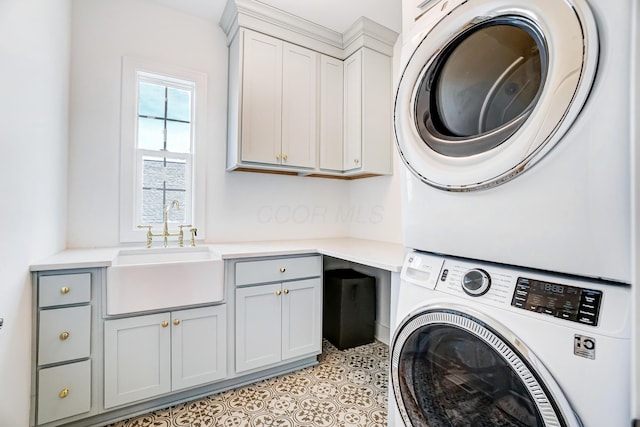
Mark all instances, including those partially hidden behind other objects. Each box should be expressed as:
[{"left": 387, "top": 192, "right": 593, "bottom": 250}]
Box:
[
  {"left": 137, "top": 77, "right": 192, "bottom": 224},
  {"left": 120, "top": 57, "right": 207, "bottom": 243}
]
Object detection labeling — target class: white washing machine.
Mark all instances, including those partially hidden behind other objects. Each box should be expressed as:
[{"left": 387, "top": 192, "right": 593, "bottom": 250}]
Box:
[
  {"left": 389, "top": 251, "right": 631, "bottom": 426},
  {"left": 394, "top": 0, "right": 633, "bottom": 283}
]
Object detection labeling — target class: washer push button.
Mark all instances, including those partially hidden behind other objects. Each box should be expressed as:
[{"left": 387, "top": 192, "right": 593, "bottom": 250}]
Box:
[
  {"left": 577, "top": 290, "right": 601, "bottom": 326},
  {"left": 511, "top": 279, "right": 530, "bottom": 308}
]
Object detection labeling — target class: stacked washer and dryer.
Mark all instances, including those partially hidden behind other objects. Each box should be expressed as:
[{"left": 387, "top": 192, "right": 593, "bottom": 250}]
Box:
[{"left": 390, "top": 0, "right": 635, "bottom": 425}]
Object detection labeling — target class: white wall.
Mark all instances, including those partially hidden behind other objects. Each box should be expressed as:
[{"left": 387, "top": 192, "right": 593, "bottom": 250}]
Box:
[
  {"left": 0, "top": 0, "right": 71, "bottom": 425},
  {"left": 68, "top": 0, "right": 358, "bottom": 248}
]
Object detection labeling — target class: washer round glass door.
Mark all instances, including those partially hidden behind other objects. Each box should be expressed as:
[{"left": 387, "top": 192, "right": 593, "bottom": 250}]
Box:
[
  {"left": 394, "top": 0, "right": 598, "bottom": 190},
  {"left": 391, "top": 308, "right": 581, "bottom": 426}
]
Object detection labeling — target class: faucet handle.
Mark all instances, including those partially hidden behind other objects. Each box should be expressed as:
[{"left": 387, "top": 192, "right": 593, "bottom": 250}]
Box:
[
  {"left": 137, "top": 225, "right": 154, "bottom": 248},
  {"left": 190, "top": 228, "right": 197, "bottom": 247},
  {"left": 177, "top": 225, "right": 192, "bottom": 248}
]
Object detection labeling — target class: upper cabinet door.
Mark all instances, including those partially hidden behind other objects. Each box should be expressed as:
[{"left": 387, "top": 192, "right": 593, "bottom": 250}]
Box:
[
  {"left": 281, "top": 42, "right": 319, "bottom": 169},
  {"left": 319, "top": 55, "right": 344, "bottom": 171},
  {"left": 241, "top": 31, "right": 283, "bottom": 165},
  {"left": 343, "top": 50, "right": 363, "bottom": 171}
]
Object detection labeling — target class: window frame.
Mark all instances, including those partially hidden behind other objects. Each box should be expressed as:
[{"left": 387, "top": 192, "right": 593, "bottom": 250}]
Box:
[{"left": 120, "top": 57, "right": 207, "bottom": 243}]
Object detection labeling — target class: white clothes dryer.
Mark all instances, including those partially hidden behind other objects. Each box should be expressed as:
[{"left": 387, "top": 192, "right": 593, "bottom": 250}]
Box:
[
  {"left": 389, "top": 251, "right": 631, "bottom": 426},
  {"left": 394, "top": 0, "right": 633, "bottom": 283}
]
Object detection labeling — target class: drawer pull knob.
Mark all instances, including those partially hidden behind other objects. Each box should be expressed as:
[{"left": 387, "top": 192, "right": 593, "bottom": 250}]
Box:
[
  {"left": 59, "top": 331, "right": 70, "bottom": 341},
  {"left": 354, "top": 158, "right": 360, "bottom": 164},
  {"left": 275, "top": 290, "right": 282, "bottom": 296},
  {"left": 173, "top": 319, "right": 180, "bottom": 326},
  {"left": 279, "top": 267, "right": 286, "bottom": 273},
  {"left": 60, "top": 287, "right": 70, "bottom": 295},
  {"left": 162, "top": 321, "right": 169, "bottom": 328},
  {"left": 59, "top": 388, "right": 69, "bottom": 399},
  {"left": 283, "top": 289, "right": 289, "bottom": 295}
]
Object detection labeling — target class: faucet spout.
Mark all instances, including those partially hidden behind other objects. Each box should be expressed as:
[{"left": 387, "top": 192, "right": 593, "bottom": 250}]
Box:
[
  {"left": 163, "top": 200, "right": 181, "bottom": 247},
  {"left": 164, "top": 199, "right": 180, "bottom": 220}
]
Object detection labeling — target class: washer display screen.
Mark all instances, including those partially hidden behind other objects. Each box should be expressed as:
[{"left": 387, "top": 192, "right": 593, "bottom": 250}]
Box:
[{"left": 511, "top": 277, "right": 602, "bottom": 326}]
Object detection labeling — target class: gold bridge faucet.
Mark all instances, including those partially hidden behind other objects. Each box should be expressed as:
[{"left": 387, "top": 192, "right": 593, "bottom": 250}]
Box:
[{"left": 137, "top": 200, "right": 196, "bottom": 248}]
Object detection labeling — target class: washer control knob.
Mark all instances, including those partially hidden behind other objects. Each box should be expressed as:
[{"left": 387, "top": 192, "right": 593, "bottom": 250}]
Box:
[{"left": 462, "top": 269, "right": 491, "bottom": 296}]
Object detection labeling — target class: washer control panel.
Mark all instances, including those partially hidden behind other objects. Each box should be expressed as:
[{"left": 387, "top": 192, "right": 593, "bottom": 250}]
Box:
[
  {"left": 437, "top": 260, "right": 514, "bottom": 305},
  {"left": 511, "top": 277, "right": 602, "bottom": 326}
]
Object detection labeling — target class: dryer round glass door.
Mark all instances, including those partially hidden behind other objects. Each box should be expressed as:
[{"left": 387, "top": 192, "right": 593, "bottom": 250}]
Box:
[
  {"left": 391, "top": 309, "right": 581, "bottom": 426},
  {"left": 394, "top": 0, "right": 598, "bottom": 190}
]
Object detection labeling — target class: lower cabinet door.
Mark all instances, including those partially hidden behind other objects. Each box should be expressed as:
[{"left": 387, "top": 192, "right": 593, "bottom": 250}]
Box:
[
  {"left": 172, "top": 305, "right": 227, "bottom": 391},
  {"left": 104, "top": 313, "right": 171, "bottom": 408},
  {"left": 281, "top": 278, "right": 322, "bottom": 360},
  {"left": 37, "top": 360, "right": 91, "bottom": 425},
  {"left": 236, "top": 283, "right": 282, "bottom": 373}
]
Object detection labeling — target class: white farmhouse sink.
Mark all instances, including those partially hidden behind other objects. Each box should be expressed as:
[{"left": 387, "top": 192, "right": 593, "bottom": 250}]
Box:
[{"left": 106, "top": 247, "right": 224, "bottom": 315}]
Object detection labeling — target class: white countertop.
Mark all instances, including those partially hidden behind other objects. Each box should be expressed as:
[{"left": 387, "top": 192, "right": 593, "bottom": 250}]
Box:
[{"left": 30, "top": 238, "right": 406, "bottom": 272}]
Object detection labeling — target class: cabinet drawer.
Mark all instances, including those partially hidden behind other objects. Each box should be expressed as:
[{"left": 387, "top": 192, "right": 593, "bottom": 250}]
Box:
[
  {"left": 235, "top": 255, "right": 321, "bottom": 286},
  {"left": 39, "top": 305, "right": 91, "bottom": 365},
  {"left": 37, "top": 360, "right": 91, "bottom": 425},
  {"left": 39, "top": 273, "right": 91, "bottom": 307}
]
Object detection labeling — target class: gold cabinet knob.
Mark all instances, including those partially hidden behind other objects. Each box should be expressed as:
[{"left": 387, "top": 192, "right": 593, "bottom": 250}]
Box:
[
  {"left": 59, "top": 388, "right": 69, "bottom": 399},
  {"left": 173, "top": 319, "right": 180, "bottom": 326},
  {"left": 275, "top": 290, "right": 282, "bottom": 296},
  {"left": 279, "top": 267, "right": 286, "bottom": 273},
  {"left": 354, "top": 159, "right": 360, "bottom": 164},
  {"left": 282, "top": 154, "right": 288, "bottom": 161},
  {"left": 283, "top": 289, "right": 289, "bottom": 295},
  {"left": 276, "top": 154, "right": 281, "bottom": 160},
  {"left": 60, "top": 287, "right": 70, "bottom": 295},
  {"left": 59, "top": 331, "right": 70, "bottom": 341},
  {"left": 161, "top": 321, "right": 169, "bottom": 328}
]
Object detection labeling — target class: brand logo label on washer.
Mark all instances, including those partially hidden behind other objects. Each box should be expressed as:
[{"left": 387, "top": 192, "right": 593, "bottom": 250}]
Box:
[{"left": 574, "top": 334, "right": 596, "bottom": 360}]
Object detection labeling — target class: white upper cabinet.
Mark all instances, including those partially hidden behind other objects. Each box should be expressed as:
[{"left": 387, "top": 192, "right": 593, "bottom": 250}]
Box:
[
  {"left": 281, "top": 42, "right": 319, "bottom": 168},
  {"left": 240, "top": 31, "right": 283, "bottom": 165},
  {"left": 240, "top": 31, "right": 318, "bottom": 168},
  {"left": 344, "top": 48, "right": 393, "bottom": 175},
  {"left": 343, "top": 51, "right": 363, "bottom": 172},
  {"left": 221, "top": 0, "right": 398, "bottom": 178},
  {"left": 319, "top": 56, "right": 344, "bottom": 172}
]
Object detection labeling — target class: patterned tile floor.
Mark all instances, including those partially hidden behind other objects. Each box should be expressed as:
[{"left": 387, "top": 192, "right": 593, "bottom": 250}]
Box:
[{"left": 107, "top": 339, "right": 389, "bottom": 427}]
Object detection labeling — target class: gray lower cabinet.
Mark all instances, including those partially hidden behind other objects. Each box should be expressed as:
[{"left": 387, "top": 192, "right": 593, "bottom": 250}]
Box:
[
  {"left": 104, "top": 305, "right": 227, "bottom": 408},
  {"left": 235, "top": 255, "right": 322, "bottom": 373},
  {"left": 33, "top": 271, "right": 95, "bottom": 426},
  {"left": 32, "top": 256, "right": 323, "bottom": 426}
]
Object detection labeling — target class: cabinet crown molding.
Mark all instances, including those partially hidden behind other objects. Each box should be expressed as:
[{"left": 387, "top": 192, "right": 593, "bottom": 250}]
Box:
[{"left": 219, "top": 0, "right": 398, "bottom": 59}]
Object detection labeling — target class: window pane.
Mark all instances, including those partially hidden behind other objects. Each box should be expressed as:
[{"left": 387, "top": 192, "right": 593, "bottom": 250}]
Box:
[
  {"left": 166, "top": 121, "right": 191, "bottom": 153},
  {"left": 142, "top": 157, "right": 165, "bottom": 189},
  {"left": 142, "top": 157, "right": 186, "bottom": 189},
  {"left": 141, "top": 188, "right": 164, "bottom": 224},
  {"left": 165, "top": 190, "right": 186, "bottom": 222},
  {"left": 165, "top": 159, "right": 186, "bottom": 189},
  {"left": 138, "top": 117, "right": 164, "bottom": 150},
  {"left": 139, "top": 82, "right": 165, "bottom": 117},
  {"left": 167, "top": 87, "right": 191, "bottom": 122},
  {"left": 141, "top": 157, "right": 187, "bottom": 224}
]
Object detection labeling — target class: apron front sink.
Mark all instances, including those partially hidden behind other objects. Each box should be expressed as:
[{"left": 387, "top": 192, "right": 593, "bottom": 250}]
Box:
[{"left": 106, "top": 247, "right": 224, "bottom": 315}]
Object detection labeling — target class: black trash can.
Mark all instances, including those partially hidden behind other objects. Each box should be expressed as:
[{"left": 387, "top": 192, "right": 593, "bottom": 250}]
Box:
[{"left": 323, "top": 269, "right": 376, "bottom": 350}]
